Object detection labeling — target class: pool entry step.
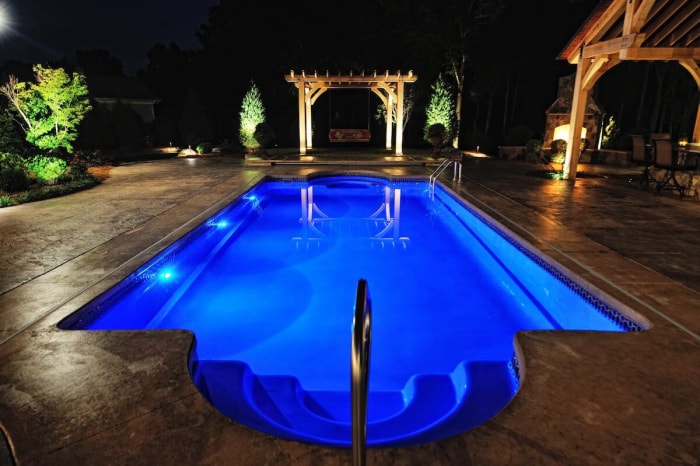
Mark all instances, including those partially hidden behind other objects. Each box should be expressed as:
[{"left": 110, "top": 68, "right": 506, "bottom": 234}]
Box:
[{"left": 192, "top": 359, "right": 517, "bottom": 447}]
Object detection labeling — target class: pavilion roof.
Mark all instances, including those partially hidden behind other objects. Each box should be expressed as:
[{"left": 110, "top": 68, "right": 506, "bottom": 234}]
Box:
[{"left": 558, "top": 0, "right": 700, "bottom": 63}]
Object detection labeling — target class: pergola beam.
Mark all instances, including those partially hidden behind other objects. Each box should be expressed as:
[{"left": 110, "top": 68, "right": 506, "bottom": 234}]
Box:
[
  {"left": 582, "top": 34, "right": 642, "bottom": 58},
  {"left": 620, "top": 47, "right": 700, "bottom": 60}
]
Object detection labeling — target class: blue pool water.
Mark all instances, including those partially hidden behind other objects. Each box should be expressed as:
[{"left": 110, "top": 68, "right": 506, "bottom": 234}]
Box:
[{"left": 59, "top": 174, "right": 646, "bottom": 448}]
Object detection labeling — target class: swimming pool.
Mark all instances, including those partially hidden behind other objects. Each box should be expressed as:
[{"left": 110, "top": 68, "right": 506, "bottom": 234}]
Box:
[{"left": 59, "top": 173, "right": 648, "bottom": 448}]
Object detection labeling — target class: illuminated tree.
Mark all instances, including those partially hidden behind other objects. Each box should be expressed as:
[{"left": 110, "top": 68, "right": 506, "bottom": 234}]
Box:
[
  {"left": 239, "top": 80, "right": 265, "bottom": 151},
  {"left": 0, "top": 65, "right": 92, "bottom": 153},
  {"left": 601, "top": 114, "right": 620, "bottom": 149},
  {"left": 424, "top": 74, "right": 456, "bottom": 146}
]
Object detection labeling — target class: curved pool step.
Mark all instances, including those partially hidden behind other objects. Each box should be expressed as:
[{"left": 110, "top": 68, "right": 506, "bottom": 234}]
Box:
[
  {"left": 391, "top": 359, "right": 519, "bottom": 446},
  {"left": 192, "top": 359, "right": 517, "bottom": 447}
]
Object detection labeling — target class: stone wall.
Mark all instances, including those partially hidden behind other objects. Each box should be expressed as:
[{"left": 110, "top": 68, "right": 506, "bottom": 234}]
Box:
[{"left": 587, "top": 149, "right": 631, "bottom": 165}]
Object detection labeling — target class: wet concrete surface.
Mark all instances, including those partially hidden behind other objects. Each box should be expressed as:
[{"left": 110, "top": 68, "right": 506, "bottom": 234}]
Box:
[{"left": 0, "top": 150, "right": 698, "bottom": 465}]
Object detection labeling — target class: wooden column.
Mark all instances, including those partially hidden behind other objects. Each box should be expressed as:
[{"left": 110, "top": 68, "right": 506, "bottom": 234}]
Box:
[
  {"left": 395, "top": 80, "right": 405, "bottom": 155},
  {"left": 297, "top": 82, "right": 307, "bottom": 155},
  {"left": 305, "top": 89, "right": 313, "bottom": 150},
  {"left": 385, "top": 92, "right": 393, "bottom": 151},
  {"left": 678, "top": 60, "right": 700, "bottom": 144},
  {"left": 564, "top": 46, "right": 590, "bottom": 180}
]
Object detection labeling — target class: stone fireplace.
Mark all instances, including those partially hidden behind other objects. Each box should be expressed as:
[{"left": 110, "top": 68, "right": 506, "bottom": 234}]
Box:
[{"left": 544, "top": 74, "right": 603, "bottom": 151}]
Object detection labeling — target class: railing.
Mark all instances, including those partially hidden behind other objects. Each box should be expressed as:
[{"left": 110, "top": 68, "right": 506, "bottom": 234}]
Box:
[
  {"left": 429, "top": 153, "right": 463, "bottom": 190},
  {"left": 352, "top": 278, "right": 372, "bottom": 466},
  {"left": 429, "top": 158, "right": 452, "bottom": 190}
]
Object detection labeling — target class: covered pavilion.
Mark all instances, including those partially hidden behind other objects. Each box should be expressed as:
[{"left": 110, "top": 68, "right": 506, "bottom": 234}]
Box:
[{"left": 558, "top": 0, "right": 700, "bottom": 180}]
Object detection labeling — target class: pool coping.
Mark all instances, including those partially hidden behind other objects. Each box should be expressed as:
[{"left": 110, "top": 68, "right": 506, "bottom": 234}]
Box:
[{"left": 0, "top": 157, "right": 698, "bottom": 465}]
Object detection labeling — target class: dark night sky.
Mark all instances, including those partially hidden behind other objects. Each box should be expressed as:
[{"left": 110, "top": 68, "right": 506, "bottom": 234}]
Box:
[
  {"left": 0, "top": 0, "right": 219, "bottom": 74},
  {"left": 0, "top": 0, "right": 600, "bottom": 77}
]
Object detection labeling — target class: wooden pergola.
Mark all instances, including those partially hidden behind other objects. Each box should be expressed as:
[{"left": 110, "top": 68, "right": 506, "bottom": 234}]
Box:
[
  {"left": 558, "top": 0, "right": 700, "bottom": 180},
  {"left": 284, "top": 70, "right": 418, "bottom": 155}
]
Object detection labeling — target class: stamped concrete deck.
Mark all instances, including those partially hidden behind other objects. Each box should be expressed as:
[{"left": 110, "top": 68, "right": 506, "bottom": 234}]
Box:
[{"left": 0, "top": 149, "right": 698, "bottom": 465}]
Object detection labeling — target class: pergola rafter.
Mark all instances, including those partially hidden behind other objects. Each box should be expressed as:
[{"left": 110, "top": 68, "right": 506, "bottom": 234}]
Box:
[
  {"left": 558, "top": 0, "right": 700, "bottom": 180},
  {"left": 284, "top": 70, "right": 418, "bottom": 155}
]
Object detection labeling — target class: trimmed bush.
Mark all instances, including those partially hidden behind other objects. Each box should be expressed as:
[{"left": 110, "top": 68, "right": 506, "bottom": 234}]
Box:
[
  {"left": 524, "top": 139, "right": 543, "bottom": 162},
  {"left": 12, "top": 176, "right": 100, "bottom": 205},
  {"left": 0, "top": 152, "right": 29, "bottom": 192},
  {"left": 254, "top": 123, "right": 276, "bottom": 149},
  {"left": 26, "top": 155, "right": 67, "bottom": 184},
  {"left": 550, "top": 139, "right": 567, "bottom": 163},
  {"left": 196, "top": 143, "right": 212, "bottom": 154},
  {"left": 427, "top": 123, "right": 447, "bottom": 141}
]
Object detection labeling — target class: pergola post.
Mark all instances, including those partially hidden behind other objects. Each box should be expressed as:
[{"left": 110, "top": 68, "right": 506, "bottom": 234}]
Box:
[
  {"left": 296, "top": 81, "right": 307, "bottom": 155},
  {"left": 395, "top": 80, "right": 405, "bottom": 155},
  {"left": 305, "top": 90, "right": 313, "bottom": 150},
  {"left": 385, "top": 93, "right": 393, "bottom": 151}
]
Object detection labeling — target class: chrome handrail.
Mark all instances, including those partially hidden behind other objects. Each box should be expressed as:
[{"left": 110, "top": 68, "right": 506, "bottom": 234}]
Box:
[
  {"left": 430, "top": 152, "right": 463, "bottom": 190},
  {"left": 429, "top": 158, "right": 452, "bottom": 190},
  {"left": 352, "top": 278, "right": 372, "bottom": 466}
]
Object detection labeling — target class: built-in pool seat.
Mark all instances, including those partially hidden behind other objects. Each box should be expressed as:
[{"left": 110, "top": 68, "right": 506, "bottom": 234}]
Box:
[{"left": 193, "top": 358, "right": 517, "bottom": 447}]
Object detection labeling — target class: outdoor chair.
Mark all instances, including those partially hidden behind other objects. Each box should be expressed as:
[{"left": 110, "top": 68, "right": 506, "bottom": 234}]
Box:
[
  {"left": 649, "top": 138, "right": 695, "bottom": 199},
  {"left": 630, "top": 135, "right": 651, "bottom": 186}
]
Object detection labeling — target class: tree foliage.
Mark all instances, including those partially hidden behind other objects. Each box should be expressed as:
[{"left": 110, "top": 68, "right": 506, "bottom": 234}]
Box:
[
  {"left": 0, "top": 152, "right": 29, "bottom": 192},
  {"left": 239, "top": 80, "right": 266, "bottom": 150},
  {"left": 374, "top": 88, "right": 415, "bottom": 132},
  {"left": 179, "top": 88, "right": 214, "bottom": 147},
  {"left": 0, "top": 105, "right": 29, "bottom": 155},
  {"left": 424, "top": 74, "right": 456, "bottom": 144},
  {"left": 0, "top": 65, "right": 92, "bottom": 153}
]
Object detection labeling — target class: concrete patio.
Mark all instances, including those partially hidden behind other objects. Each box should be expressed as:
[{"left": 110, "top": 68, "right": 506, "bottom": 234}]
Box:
[{"left": 0, "top": 150, "right": 698, "bottom": 465}]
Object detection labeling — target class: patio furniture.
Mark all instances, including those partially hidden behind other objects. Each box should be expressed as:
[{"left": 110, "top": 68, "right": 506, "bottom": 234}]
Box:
[
  {"left": 649, "top": 138, "right": 696, "bottom": 199},
  {"left": 630, "top": 134, "right": 652, "bottom": 186}
]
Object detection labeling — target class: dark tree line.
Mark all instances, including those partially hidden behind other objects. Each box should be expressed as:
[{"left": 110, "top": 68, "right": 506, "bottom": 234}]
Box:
[{"left": 1, "top": 0, "right": 696, "bottom": 155}]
